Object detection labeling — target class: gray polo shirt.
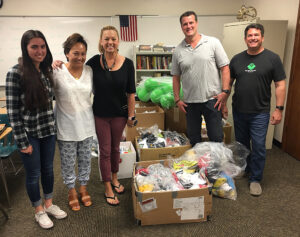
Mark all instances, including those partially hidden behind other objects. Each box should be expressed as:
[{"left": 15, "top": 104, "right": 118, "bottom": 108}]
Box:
[{"left": 171, "top": 34, "right": 229, "bottom": 103}]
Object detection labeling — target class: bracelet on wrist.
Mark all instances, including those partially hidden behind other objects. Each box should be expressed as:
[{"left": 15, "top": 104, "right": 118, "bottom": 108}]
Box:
[
  {"left": 276, "top": 106, "right": 284, "bottom": 111},
  {"left": 175, "top": 99, "right": 180, "bottom": 104}
]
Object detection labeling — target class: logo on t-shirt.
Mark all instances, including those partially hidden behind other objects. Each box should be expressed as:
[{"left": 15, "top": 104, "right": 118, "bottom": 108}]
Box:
[{"left": 245, "top": 63, "right": 256, "bottom": 73}]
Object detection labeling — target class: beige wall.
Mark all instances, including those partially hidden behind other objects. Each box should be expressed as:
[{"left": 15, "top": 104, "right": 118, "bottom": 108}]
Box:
[
  {"left": 0, "top": 0, "right": 239, "bottom": 16},
  {"left": 247, "top": 0, "right": 299, "bottom": 142}
]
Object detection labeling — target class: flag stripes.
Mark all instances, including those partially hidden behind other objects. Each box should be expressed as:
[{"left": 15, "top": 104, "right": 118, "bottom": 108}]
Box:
[{"left": 119, "top": 15, "right": 137, "bottom": 41}]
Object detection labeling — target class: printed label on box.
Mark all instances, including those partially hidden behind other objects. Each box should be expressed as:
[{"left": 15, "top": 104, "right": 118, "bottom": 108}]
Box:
[
  {"left": 173, "top": 196, "right": 204, "bottom": 220},
  {"left": 139, "top": 198, "right": 157, "bottom": 213}
]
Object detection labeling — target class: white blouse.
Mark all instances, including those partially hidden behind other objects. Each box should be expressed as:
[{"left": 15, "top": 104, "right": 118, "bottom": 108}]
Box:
[{"left": 53, "top": 64, "right": 96, "bottom": 141}]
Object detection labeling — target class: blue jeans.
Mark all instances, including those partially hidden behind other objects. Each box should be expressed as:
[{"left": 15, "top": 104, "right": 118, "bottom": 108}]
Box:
[
  {"left": 20, "top": 135, "right": 56, "bottom": 207},
  {"left": 186, "top": 99, "right": 223, "bottom": 146},
  {"left": 233, "top": 110, "right": 270, "bottom": 182}
]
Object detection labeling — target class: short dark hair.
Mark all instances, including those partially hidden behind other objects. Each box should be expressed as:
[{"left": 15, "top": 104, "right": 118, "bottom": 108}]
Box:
[
  {"left": 63, "top": 33, "right": 87, "bottom": 61},
  {"left": 244, "top": 23, "right": 264, "bottom": 38},
  {"left": 180, "top": 11, "right": 198, "bottom": 25}
]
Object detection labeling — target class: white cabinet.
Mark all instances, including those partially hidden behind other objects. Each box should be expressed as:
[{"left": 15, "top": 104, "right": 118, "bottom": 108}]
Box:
[
  {"left": 133, "top": 46, "right": 173, "bottom": 84},
  {"left": 222, "top": 20, "right": 288, "bottom": 149}
]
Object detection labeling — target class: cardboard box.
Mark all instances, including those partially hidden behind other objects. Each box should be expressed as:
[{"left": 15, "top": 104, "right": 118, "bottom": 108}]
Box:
[
  {"left": 223, "top": 122, "right": 232, "bottom": 144},
  {"left": 99, "top": 141, "right": 136, "bottom": 180},
  {"left": 126, "top": 106, "right": 165, "bottom": 143},
  {"left": 164, "top": 107, "right": 187, "bottom": 133},
  {"left": 132, "top": 159, "right": 212, "bottom": 226},
  {"left": 135, "top": 101, "right": 156, "bottom": 108},
  {"left": 164, "top": 107, "right": 232, "bottom": 144},
  {"left": 135, "top": 135, "right": 191, "bottom": 161}
]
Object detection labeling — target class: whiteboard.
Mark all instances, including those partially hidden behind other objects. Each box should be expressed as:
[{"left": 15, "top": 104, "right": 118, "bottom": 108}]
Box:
[{"left": 0, "top": 15, "right": 236, "bottom": 85}]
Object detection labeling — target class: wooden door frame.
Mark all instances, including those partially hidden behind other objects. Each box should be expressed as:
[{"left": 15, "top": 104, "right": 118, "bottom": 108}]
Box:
[{"left": 282, "top": 1, "right": 300, "bottom": 151}]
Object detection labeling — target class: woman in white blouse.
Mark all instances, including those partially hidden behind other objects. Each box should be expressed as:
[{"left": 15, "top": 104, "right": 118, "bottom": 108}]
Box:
[{"left": 53, "top": 33, "right": 95, "bottom": 211}]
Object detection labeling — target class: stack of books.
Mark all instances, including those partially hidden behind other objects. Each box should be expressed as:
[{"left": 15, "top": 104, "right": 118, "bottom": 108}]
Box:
[
  {"left": 138, "top": 45, "right": 152, "bottom": 52},
  {"left": 153, "top": 45, "right": 164, "bottom": 52},
  {"left": 163, "top": 46, "right": 175, "bottom": 52}
]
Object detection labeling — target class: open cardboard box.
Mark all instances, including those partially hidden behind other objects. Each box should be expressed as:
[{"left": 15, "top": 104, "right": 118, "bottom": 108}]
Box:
[
  {"left": 135, "top": 134, "right": 191, "bottom": 161},
  {"left": 125, "top": 106, "right": 165, "bottom": 144},
  {"left": 132, "top": 159, "right": 212, "bottom": 226}
]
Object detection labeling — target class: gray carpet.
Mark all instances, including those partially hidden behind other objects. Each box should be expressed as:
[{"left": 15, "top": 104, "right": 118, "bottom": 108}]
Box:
[{"left": 0, "top": 145, "right": 299, "bottom": 237}]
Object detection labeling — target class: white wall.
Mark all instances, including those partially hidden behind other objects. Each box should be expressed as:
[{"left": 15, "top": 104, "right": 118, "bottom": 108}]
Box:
[{"left": 246, "top": 0, "right": 299, "bottom": 142}]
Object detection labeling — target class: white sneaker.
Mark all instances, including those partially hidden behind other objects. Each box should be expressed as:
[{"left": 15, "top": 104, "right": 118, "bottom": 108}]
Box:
[
  {"left": 44, "top": 204, "right": 67, "bottom": 219},
  {"left": 35, "top": 211, "right": 53, "bottom": 229}
]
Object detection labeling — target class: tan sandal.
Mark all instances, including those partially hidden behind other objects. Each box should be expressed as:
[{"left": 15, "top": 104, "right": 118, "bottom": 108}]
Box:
[
  {"left": 68, "top": 188, "right": 80, "bottom": 211},
  {"left": 79, "top": 186, "right": 92, "bottom": 207}
]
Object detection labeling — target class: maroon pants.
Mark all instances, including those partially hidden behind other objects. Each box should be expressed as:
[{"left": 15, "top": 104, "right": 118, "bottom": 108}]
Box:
[{"left": 94, "top": 116, "right": 127, "bottom": 182}]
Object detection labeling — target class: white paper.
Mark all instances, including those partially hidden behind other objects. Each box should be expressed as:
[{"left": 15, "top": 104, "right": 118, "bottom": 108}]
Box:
[
  {"left": 139, "top": 198, "right": 157, "bottom": 213},
  {"left": 173, "top": 196, "right": 204, "bottom": 220}
]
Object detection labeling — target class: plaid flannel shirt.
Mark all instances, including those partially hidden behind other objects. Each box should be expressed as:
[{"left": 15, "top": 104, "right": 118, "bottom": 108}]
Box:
[{"left": 5, "top": 64, "right": 56, "bottom": 150}]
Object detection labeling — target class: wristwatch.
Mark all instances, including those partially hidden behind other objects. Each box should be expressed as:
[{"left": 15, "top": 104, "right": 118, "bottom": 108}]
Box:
[
  {"left": 128, "top": 116, "right": 136, "bottom": 121},
  {"left": 276, "top": 106, "right": 284, "bottom": 111},
  {"left": 222, "top": 89, "right": 230, "bottom": 94}
]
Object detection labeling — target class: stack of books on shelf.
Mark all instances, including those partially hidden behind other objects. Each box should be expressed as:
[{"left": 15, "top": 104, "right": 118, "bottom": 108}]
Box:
[
  {"left": 153, "top": 44, "right": 164, "bottom": 52},
  {"left": 163, "top": 46, "right": 175, "bottom": 52},
  {"left": 138, "top": 45, "right": 152, "bottom": 52},
  {"left": 136, "top": 55, "right": 172, "bottom": 70}
]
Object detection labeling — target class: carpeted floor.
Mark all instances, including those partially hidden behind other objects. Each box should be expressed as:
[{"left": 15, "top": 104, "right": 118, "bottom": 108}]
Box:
[{"left": 0, "top": 145, "right": 299, "bottom": 237}]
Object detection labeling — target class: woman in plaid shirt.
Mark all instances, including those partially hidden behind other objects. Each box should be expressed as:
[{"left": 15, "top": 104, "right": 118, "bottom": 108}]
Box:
[{"left": 5, "top": 30, "right": 67, "bottom": 229}]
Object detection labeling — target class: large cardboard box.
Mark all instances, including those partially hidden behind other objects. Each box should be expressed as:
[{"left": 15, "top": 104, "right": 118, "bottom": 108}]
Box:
[
  {"left": 99, "top": 141, "right": 136, "bottom": 180},
  {"left": 135, "top": 135, "right": 191, "bottom": 161},
  {"left": 126, "top": 106, "right": 165, "bottom": 143},
  {"left": 223, "top": 122, "right": 232, "bottom": 144},
  {"left": 164, "top": 107, "right": 232, "bottom": 144},
  {"left": 164, "top": 107, "right": 186, "bottom": 133},
  {"left": 135, "top": 101, "right": 156, "bottom": 108},
  {"left": 132, "top": 159, "right": 212, "bottom": 226}
]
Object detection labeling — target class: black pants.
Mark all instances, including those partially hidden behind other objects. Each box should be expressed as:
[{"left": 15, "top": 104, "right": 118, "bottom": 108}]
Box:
[{"left": 186, "top": 99, "right": 223, "bottom": 146}]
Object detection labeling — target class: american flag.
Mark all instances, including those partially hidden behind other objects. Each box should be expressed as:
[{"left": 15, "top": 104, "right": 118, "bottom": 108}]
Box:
[{"left": 119, "top": 15, "right": 138, "bottom": 41}]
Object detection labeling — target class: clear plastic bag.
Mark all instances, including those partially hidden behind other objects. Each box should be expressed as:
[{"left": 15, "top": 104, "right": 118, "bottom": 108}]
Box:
[
  {"left": 212, "top": 172, "right": 237, "bottom": 200},
  {"left": 164, "top": 131, "right": 190, "bottom": 147},
  {"left": 225, "top": 141, "right": 250, "bottom": 172},
  {"left": 147, "top": 163, "right": 182, "bottom": 191}
]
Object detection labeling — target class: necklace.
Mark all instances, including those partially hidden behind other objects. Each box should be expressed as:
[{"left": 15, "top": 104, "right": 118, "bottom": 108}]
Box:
[
  {"left": 66, "top": 64, "right": 82, "bottom": 80},
  {"left": 102, "top": 53, "right": 117, "bottom": 71}
]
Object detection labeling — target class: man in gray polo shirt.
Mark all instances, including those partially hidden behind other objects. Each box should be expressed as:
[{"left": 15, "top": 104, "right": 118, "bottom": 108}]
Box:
[{"left": 172, "top": 11, "right": 230, "bottom": 146}]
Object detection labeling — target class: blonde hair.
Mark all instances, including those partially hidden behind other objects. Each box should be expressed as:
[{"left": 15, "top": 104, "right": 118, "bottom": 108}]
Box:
[{"left": 98, "top": 26, "right": 120, "bottom": 53}]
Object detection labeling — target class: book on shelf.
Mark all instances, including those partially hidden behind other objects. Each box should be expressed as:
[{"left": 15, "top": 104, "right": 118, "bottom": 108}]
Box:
[
  {"left": 153, "top": 45, "right": 164, "bottom": 52},
  {"left": 136, "top": 56, "right": 142, "bottom": 69},
  {"left": 138, "top": 45, "right": 152, "bottom": 52}
]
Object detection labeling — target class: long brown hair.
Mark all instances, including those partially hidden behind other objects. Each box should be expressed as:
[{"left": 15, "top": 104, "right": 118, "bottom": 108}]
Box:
[{"left": 20, "top": 30, "right": 53, "bottom": 111}]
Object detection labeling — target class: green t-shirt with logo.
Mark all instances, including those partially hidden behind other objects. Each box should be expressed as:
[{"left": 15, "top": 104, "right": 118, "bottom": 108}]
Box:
[{"left": 229, "top": 49, "right": 285, "bottom": 113}]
